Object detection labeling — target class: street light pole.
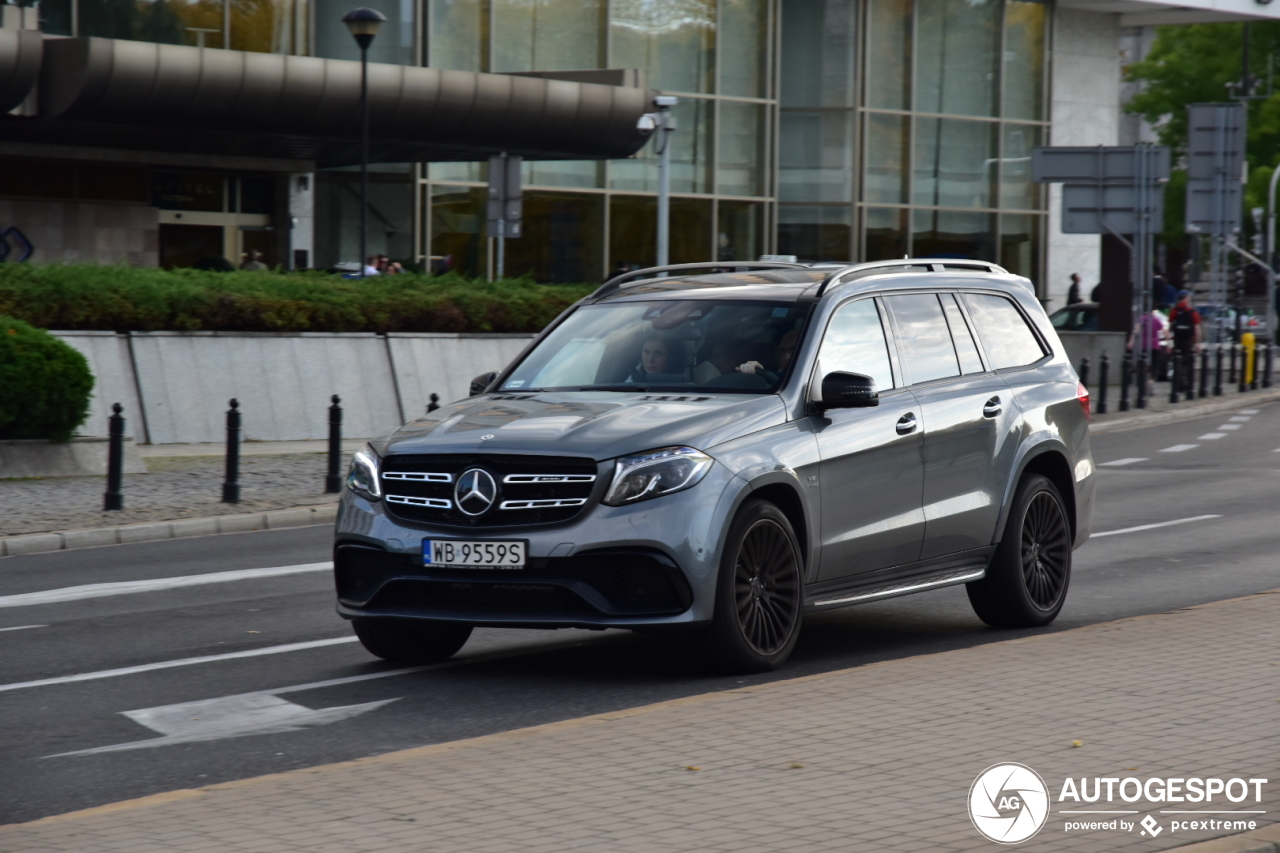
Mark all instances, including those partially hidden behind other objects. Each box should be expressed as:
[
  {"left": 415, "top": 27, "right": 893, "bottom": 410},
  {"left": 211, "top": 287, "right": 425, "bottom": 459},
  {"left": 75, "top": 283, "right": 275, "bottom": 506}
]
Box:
[
  {"left": 653, "top": 95, "right": 677, "bottom": 268},
  {"left": 1267, "top": 165, "right": 1279, "bottom": 345},
  {"left": 342, "top": 8, "right": 386, "bottom": 280}
]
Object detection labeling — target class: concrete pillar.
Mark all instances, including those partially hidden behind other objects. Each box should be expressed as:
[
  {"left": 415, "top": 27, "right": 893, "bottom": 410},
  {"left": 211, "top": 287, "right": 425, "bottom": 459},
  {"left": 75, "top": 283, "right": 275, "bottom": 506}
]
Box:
[{"left": 289, "top": 173, "right": 315, "bottom": 270}]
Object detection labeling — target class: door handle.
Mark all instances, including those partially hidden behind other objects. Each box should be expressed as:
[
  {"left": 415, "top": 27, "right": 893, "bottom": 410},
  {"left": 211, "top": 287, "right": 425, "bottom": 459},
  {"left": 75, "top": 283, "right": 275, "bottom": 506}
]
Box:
[
  {"left": 983, "top": 397, "right": 1002, "bottom": 418},
  {"left": 896, "top": 412, "right": 917, "bottom": 435}
]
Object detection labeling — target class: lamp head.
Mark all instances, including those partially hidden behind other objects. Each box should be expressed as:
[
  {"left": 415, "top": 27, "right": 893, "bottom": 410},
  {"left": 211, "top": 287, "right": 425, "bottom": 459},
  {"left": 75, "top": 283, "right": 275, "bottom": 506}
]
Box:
[{"left": 343, "top": 8, "right": 387, "bottom": 49}]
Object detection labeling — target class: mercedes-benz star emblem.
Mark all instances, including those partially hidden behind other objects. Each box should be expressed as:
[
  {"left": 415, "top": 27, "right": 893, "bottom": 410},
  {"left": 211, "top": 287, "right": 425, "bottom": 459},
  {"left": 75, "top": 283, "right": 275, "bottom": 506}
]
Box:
[{"left": 455, "top": 468, "right": 498, "bottom": 516}]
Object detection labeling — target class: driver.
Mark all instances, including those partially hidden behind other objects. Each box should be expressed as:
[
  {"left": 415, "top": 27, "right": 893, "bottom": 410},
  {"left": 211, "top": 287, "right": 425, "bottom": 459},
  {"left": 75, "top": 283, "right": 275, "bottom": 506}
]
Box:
[
  {"left": 627, "top": 336, "right": 672, "bottom": 383},
  {"left": 735, "top": 328, "right": 800, "bottom": 384}
]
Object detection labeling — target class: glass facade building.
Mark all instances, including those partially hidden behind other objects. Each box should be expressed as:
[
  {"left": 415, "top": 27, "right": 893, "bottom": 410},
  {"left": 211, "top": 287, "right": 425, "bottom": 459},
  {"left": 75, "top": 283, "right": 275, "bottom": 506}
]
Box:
[{"left": 35, "top": 0, "right": 1047, "bottom": 283}]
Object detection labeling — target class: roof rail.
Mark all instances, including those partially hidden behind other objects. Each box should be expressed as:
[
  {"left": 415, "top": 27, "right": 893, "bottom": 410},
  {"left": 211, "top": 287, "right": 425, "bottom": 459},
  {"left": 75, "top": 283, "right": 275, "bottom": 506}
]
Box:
[
  {"left": 815, "top": 258, "right": 1010, "bottom": 296},
  {"left": 592, "top": 261, "right": 809, "bottom": 299}
]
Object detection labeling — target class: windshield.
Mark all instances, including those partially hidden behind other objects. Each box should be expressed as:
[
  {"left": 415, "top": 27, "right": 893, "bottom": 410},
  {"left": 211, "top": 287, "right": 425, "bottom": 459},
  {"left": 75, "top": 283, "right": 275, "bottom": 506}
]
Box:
[{"left": 501, "top": 299, "right": 811, "bottom": 393}]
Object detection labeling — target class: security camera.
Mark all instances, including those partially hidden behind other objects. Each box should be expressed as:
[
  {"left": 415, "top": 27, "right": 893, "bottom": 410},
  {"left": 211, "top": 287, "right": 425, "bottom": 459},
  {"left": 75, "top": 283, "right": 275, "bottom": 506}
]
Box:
[
  {"left": 636, "top": 114, "right": 658, "bottom": 133},
  {"left": 652, "top": 95, "right": 678, "bottom": 108}
]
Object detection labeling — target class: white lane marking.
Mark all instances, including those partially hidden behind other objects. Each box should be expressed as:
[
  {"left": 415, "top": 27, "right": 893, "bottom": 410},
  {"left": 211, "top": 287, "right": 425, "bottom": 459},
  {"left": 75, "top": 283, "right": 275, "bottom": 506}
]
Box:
[
  {"left": 1092, "top": 514, "right": 1222, "bottom": 539},
  {"left": 0, "top": 562, "right": 332, "bottom": 609},
  {"left": 0, "top": 624, "right": 47, "bottom": 633},
  {"left": 0, "top": 637, "right": 357, "bottom": 694},
  {"left": 1217, "top": 424, "right": 1242, "bottom": 431},
  {"left": 1228, "top": 416, "right": 1251, "bottom": 422},
  {"left": 1198, "top": 433, "right": 1227, "bottom": 440},
  {"left": 1240, "top": 409, "right": 1260, "bottom": 414},
  {"left": 48, "top": 694, "right": 398, "bottom": 757},
  {"left": 1159, "top": 444, "right": 1199, "bottom": 453},
  {"left": 1098, "top": 458, "right": 1149, "bottom": 467}
]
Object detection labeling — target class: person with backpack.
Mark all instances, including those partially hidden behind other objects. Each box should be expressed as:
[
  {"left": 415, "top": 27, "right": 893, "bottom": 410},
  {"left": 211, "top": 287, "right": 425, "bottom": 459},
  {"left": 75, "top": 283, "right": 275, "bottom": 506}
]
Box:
[{"left": 1168, "top": 290, "right": 1202, "bottom": 392}]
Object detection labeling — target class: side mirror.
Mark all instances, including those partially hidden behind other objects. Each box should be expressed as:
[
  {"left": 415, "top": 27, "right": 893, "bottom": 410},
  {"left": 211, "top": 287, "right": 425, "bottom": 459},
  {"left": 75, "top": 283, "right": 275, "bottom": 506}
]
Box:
[
  {"left": 817, "top": 371, "right": 878, "bottom": 410},
  {"left": 470, "top": 371, "right": 499, "bottom": 396}
]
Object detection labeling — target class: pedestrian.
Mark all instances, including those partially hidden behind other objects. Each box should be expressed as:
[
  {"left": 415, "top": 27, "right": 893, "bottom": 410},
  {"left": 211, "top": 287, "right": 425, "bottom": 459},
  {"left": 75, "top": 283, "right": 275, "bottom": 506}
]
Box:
[
  {"left": 239, "top": 249, "right": 267, "bottom": 271},
  {"left": 363, "top": 256, "right": 381, "bottom": 276},
  {"left": 1152, "top": 268, "right": 1175, "bottom": 310},
  {"left": 1129, "top": 308, "right": 1166, "bottom": 392},
  {"left": 1168, "top": 289, "right": 1202, "bottom": 392},
  {"left": 1067, "top": 273, "right": 1082, "bottom": 306}
]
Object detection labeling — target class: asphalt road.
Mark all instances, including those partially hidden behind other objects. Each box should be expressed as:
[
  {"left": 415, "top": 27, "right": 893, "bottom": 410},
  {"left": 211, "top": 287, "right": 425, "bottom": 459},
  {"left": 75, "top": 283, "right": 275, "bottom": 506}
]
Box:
[{"left": 2, "top": 401, "right": 1278, "bottom": 824}]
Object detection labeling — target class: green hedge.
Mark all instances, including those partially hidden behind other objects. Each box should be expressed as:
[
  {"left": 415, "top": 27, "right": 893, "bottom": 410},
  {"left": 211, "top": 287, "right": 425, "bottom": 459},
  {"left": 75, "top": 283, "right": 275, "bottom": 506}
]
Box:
[
  {"left": 0, "top": 317, "right": 94, "bottom": 442},
  {"left": 0, "top": 265, "right": 597, "bottom": 334}
]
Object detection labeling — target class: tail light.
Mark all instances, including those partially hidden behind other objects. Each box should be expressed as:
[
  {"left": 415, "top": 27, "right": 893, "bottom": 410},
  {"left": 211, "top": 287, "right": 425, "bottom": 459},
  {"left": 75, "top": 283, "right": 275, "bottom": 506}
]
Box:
[{"left": 1077, "top": 381, "right": 1091, "bottom": 423}]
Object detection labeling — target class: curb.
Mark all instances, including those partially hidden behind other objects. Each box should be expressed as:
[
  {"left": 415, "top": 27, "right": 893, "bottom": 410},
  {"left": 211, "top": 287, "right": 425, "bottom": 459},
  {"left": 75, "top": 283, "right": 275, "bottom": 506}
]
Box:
[
  {"left": 1169, "top": 823, "right": 1280, "bottom": 852},
  {"left": 1089, "top": 388, "right": 1280, "bottom": 433},
  {"left": 0, "top": 504, "right": 337, "bottom": 558}
]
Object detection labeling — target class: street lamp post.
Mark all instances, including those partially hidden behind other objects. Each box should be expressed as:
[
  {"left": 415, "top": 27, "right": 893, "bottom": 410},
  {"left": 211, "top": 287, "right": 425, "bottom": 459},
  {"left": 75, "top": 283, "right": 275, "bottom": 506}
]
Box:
[
  {"left": 652, "top": 96, "right": 677, "bottom": 268},
  {"left": 342, "top": 7, "right": 386, "bottom": 279}
]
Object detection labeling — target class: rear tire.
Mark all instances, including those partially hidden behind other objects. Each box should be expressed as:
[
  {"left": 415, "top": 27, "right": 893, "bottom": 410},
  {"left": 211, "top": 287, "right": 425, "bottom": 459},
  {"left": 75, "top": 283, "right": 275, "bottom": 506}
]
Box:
[
  {"left": 706, "top": 499, "right": 804, "bottom": 673},
  {"left": 352, "top": 618, "right": 473, "bottom": 663},
  {"left": 967, "top": 474, "right": 1071, "bottom": 628}
]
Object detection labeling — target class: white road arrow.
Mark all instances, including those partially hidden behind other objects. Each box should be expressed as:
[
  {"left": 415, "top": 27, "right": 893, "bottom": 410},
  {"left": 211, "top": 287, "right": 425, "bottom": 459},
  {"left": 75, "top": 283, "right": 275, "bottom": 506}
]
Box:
[{"left": 47, "top": 693, "right": 398, "bottom": 757}]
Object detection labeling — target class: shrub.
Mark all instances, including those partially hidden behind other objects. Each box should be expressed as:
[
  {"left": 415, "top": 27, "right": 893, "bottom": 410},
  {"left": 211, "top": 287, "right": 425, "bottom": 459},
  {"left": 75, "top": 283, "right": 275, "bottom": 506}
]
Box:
[
  {"left": 0, "top": 265, "right": 597, "bottom": 334},
  {"left": 0, "top": 317, "right": 94, "bottom": 442}
]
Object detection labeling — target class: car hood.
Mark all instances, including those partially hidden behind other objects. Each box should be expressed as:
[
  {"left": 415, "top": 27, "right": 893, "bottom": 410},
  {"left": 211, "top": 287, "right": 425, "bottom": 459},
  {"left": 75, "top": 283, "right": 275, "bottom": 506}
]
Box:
[{"left": 378, "top": 392, "right": 787, "bottom": 462}]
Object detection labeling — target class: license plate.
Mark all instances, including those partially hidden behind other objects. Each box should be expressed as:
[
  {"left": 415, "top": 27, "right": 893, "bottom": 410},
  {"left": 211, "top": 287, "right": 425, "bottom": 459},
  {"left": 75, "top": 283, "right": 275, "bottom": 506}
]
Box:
[{"left": 424, "top": 539, "right": 526, "bottom": 569}]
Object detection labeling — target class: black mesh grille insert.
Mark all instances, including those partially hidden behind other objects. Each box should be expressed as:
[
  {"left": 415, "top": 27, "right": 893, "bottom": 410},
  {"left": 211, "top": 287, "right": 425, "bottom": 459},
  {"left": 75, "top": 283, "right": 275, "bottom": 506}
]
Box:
[
  {"left": 381, "top": 454, "right": 601, "bottom": 527},
  {"left": 369, "top": 579, "right": 595, "bottom": 618}
]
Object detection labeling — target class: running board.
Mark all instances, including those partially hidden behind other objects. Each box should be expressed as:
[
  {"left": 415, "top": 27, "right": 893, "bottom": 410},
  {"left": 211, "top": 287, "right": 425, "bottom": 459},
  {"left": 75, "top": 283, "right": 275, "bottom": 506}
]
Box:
[{"left": 808, "top": 567, "right": 986, "bottom": 610}]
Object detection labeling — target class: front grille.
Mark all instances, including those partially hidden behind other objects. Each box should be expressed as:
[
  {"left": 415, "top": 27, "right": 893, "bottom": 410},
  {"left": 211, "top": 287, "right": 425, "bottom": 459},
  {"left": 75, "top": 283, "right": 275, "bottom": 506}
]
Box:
[{"left": 381, "top": 454, "right": 601, "bottom": 527}]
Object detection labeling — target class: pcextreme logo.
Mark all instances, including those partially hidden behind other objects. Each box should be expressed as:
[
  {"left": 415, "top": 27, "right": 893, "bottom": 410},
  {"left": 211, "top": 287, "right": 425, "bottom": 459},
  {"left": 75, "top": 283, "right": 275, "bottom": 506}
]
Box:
[{"left": 969, "top": 763, "right": 1051, "bottom": 844}]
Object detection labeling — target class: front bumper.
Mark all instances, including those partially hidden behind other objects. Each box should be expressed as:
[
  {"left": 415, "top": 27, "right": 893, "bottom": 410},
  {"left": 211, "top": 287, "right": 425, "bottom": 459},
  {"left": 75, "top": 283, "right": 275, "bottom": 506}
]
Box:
[{"left": 333, "top": 463, "right": 742, "bottom": 629}]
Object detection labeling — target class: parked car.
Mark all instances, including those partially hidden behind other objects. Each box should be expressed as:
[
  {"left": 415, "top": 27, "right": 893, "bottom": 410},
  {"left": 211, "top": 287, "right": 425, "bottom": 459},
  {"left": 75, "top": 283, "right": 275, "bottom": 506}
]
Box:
[
  {"left": 334, "top": 259, "right": 1095, "bottom": 672},
  {"left": 1049, "top": 302, "right": 1100, "bottom": 332}
]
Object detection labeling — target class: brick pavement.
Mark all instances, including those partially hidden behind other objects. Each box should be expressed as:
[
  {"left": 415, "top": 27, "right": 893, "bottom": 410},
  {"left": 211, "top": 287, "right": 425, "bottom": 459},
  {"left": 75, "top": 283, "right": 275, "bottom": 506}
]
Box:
[{"left": 2, "top": 591, "right": 1276, "bottom": 852}]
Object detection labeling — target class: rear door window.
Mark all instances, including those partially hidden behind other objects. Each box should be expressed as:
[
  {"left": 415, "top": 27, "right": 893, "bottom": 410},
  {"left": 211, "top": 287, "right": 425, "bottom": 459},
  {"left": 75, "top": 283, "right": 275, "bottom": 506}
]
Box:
[
  {"left": 940, "top": 294, "right": 984, "bottom": 374},
  {"left": 883, "top": 293, "right": 960, "bottom": 385},
  {"left": 962, "top": 293, "right": 1047, "bottom": 369}
]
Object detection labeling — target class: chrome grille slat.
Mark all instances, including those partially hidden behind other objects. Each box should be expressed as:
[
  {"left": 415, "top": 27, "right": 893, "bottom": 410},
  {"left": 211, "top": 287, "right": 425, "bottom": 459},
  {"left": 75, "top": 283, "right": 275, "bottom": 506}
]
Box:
[
  {"left": 384, "top": 472, "right": 452, "bottom": 483},
  {"left": 499, "top": 498, "right": 589, "bottom": 510},
  {"left": 387, "top": 494, "right": 453, "bottom": 509},
  {"left": 502, "top": 474, "right": 596, "bottom": 484}
]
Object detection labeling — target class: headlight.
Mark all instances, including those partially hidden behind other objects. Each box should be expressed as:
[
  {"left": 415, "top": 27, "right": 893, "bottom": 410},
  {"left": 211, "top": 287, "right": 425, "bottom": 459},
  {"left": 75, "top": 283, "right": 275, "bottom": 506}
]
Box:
[
  {"left": 346, "top": 447, "right": 382, "bottom": 501},
  {"left": 602, "top": 446, "right": 713, "bottom": 506}
]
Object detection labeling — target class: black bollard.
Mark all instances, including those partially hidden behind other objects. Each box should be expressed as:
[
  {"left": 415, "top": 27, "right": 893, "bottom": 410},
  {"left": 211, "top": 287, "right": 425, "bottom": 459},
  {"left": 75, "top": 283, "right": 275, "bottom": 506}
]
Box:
[
  {"left": 1229, "top": 342, "right": 1238, "bottom": 384},
  {"left": 222, "top": 398, "right": 241, "bottom": 504},
  {"left": 104, "top": 403, "right": 125, "bottom": 511},
  {"left": 1169, "top": 353, "right": 1180, "bottom": 404},
  {"left": 325, "top": 394, "right": 343, "bottom": 494},
  {"left": 1214, "top": 344, "right": 1224, "bottom": 396},
  {"left": 1198, "top": 348, "right": 1209, "bottom": 398},
  {"left": 426, "top": 393, "right": 440, "bottom": 413},
  {"left": 1119, "top": 352, "right": 1133, "bottom": 412},
  {"left": 1097, "top": 353, "right": 1110, "bottom": 415},
  {"left": 1238, "top": 345, "right": 1248, "bottom": 393},
  {"left": 1136, "top": 353, "right": 1148, "bottom": 409},
  {"left": 1251, "top": 344, "right": 1261, "bottom": 391},
  {"left": 1079, "top": 357, "right": 1090, "bottom": 393},
  {"left": 1265, "top": 344, "right": 1274, "bottom": 389}
]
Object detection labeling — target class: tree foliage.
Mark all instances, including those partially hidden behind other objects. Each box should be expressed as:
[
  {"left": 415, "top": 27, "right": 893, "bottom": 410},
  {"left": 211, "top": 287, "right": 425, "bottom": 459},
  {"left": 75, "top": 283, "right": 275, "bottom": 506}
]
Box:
[{"left": 0, "top": 317, "right": 94, "bottom": 442}]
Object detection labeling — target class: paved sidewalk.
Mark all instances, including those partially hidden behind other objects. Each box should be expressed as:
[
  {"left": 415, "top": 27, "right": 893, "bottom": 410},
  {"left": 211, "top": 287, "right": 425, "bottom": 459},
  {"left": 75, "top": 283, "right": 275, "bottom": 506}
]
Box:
[
  {"left": 1089, "top": 378, "right": 1280, "bottom": 432},
  {"left": 3, "top": 591, "right": 1275, "bottom": 852}
]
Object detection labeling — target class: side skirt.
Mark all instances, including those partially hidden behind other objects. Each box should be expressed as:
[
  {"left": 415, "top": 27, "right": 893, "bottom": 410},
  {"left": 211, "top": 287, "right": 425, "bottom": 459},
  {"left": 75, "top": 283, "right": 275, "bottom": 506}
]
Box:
[{"left": 804, "top": 549, "right": 993, "bottom": 612}]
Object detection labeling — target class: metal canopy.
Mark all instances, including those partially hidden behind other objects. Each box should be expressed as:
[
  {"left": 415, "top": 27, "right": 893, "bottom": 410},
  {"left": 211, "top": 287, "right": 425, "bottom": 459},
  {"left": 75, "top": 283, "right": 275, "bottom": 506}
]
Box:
[{"left": 0, "top": 35, "right": 654, "bottom": 167}]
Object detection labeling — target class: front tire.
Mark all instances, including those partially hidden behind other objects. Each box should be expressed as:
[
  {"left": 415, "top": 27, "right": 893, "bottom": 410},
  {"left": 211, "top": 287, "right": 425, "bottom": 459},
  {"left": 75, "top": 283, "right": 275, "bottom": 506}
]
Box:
[
  {"left": 352, "top": 618, "right": 473, "bottom": 663},
  {"left": 706, "top": 499, "right": 804, "bottom": 673},
  {"left": 967, "top": 474, "right": 1072, "bottom": 628}
]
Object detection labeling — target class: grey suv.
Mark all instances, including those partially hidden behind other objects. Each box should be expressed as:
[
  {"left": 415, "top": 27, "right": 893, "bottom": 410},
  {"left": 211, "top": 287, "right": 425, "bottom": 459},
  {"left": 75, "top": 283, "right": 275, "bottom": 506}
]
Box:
[{"left": 334, "top": 259, "right": 1095, "bottom": 672}]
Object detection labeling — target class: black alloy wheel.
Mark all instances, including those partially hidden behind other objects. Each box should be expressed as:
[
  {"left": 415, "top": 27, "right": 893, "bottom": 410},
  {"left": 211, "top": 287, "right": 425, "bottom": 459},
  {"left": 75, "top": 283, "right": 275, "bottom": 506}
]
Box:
[
  {"left": 708, "top": 499, "right": 803, "bottom": 672},
  {"left": 966, "top": 473, "right": 1072, "bottom": 628}
]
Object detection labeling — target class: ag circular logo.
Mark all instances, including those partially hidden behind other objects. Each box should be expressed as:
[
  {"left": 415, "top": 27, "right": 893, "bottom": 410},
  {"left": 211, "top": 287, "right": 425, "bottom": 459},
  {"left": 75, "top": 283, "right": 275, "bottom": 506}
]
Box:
[
  {"left": 968, "top": 763, "right": 1050, "bottom": 844},
  {"left": 455, "top": 468, "right": 498, "bottom": 516}
]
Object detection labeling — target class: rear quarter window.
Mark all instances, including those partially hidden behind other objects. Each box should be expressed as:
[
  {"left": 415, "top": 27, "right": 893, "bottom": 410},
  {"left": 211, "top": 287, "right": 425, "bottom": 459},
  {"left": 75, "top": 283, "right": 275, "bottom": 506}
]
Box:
[{"left": 962, "top": 293, "right": 1046, "bottom": 369}]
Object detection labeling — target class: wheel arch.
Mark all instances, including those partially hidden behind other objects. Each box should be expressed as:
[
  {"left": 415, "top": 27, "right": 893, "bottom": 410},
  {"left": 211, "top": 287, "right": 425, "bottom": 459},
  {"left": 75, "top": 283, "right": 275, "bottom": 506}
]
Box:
[
  {"left": 745, "top": 478, "right": 812, "bottom": 577},
  {"left": 994, "top": 445, "right": 1077, "bottom": 546}
]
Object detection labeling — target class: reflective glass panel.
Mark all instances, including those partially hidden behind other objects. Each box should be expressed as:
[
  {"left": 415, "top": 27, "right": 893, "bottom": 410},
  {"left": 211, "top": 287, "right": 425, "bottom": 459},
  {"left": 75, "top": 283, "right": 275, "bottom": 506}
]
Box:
[
  {"left": 818, "top": 298, "right": 894, "bottom": 390},
  {"left": 999, "top": 213, "right": 1042, "bottom": 280},
  {"left": 721, "top": 0, "right": 769, "bottom": 98},
  {"left": 1004, "top": 0, "right": 1047, "bottom": 120},
  {"left": 609, "top": 195, "right": 656, "bottom": 271},
  {"left": 611, "top": 98, "right": 712, "bottom": 193},
  {"left": 940, "top": 293, "right": 984, "bottom": 373},
  {"left": 315, "top": 0, "right": 413, "bottom": 64},
  {"left": 780, "top": 0, "right": 855, "bottom": 108},
  {"left": 430, "top": 185, "right": 487, "bottom": 278},
  {"left": 231, "top": 0, "right": 300, "bottom": 53},
  {"left": 778, "top": 204, "right": 852, "bottom": 262},
  {"left": 912, "top": 209, "right": 996, "bottom": 261},
  {"left": 863, "top": 112, "right": 908, "bottom": 205},
  {"left": 611, "top": 0, "right": 715, "bottom": 94},
  {"left": 884, "top": 294, "right": 960, "bottom": 384},
  {"left": 39, "top": 0, "right": 73, "bottom": 36},
  {"left": 865, "top": 0, "right": 911, "bottom": 111},
  {"left": 430, "top": 162, "right": 486, "bottom": 182},
  {"left": 913, "top": 118, "right": 996, "bottom": 209},
  {"left": 718, "top": 101, "right": 768, "bottom": 197},
  {"left": 673, "top": 198, "right": 715, "bottom": 264},
  {"left": 779, "top": 110, "right": 853, "bottom": 203},
  {"left": 314, "top": 166, "right": 414, "bottom": 269},
  {"left": 718, "top": 201, "right": 764, "bottom": 261},
  {"left": 862, "top": 206, "right": 907, "bottom": 261},
  {"left": 962, "top": 292, "right": 1045, "bottom": 368},
  {"left": 523, "top": 160, "right": 603, "bottom": 190},
  {"left": 502, "top": 191, "right": 604, "bottom": 283},
  {"left": 999, "top": 123, "right": 1042, "bottom": 211},
  {"left": 77, "top": 0, "right": 195, "bottom": 44},
  {"left": 915, "top": 0, "right": 1000, "bottom": 117},
  {"left": 429, "top": 0, "right": 486, "bottom": 71},
  {"left": 493, "top": 0, "right": 604, "bottom": 72}
]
